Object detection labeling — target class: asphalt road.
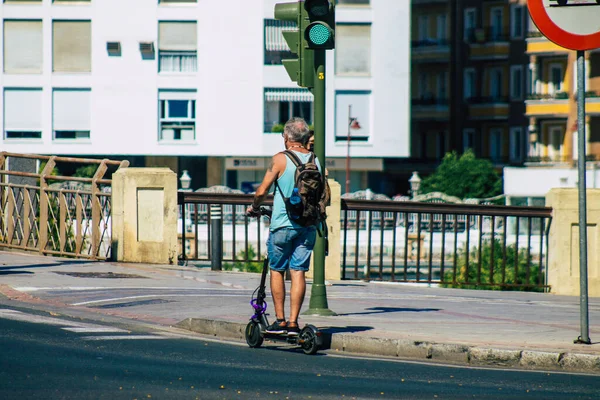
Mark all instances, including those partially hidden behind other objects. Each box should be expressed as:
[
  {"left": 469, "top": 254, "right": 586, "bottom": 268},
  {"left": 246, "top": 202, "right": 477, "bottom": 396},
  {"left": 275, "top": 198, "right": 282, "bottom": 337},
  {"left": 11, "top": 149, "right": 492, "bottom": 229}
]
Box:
[{"left": 1, "top": 307, "right": 599, "bottom": 400}]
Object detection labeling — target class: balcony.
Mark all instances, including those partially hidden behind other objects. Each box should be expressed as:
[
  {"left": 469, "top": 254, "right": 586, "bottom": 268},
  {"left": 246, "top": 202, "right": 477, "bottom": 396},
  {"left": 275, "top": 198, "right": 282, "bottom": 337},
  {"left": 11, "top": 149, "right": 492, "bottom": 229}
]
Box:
[
  {"left": 411, "top": 39, "right": 450, "bottom": 63},
  {"left": 466, "top": 27, "right": 510, "bottom": 60},
  {"left": 466, "top": 96, "right": 509, "bottom": 119},
  {"left": 411, "top": 97, "right": 449, "bottom": 120},
  {"left": 526, "top": 31, "right": 568, "bottom": 54},
  {"left": 525, "top": 92, "right": 569, "bottom": 116}
]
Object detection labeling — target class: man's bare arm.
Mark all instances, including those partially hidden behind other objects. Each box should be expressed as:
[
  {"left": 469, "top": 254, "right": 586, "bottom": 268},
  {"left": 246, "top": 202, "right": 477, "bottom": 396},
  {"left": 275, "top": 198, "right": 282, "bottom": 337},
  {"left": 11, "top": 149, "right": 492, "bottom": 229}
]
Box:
[{"left": 250, "top": 154, "right": 285, "bottom": 210}]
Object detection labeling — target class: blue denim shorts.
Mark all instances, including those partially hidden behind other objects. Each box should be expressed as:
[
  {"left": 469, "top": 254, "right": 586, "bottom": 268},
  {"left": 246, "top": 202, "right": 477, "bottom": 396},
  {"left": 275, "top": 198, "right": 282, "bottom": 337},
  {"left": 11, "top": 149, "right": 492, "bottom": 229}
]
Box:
[{"left": 267, "top": 227, "right": 317, "bottom": 272}]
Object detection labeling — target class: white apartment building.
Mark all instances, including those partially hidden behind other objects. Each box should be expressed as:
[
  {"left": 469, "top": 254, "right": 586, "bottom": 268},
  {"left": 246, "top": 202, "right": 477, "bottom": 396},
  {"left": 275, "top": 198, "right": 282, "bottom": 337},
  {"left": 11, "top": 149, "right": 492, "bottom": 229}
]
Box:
[{"left": 0, "top": 0, "right": 410, "bottom": 194}]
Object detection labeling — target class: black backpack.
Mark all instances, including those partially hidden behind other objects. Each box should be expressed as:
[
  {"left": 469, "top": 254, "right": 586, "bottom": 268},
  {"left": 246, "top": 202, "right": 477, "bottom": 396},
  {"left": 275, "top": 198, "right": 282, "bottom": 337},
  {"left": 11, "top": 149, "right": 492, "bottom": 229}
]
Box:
[{"left": 275, "top": 150, "right": 330, "bottom": 227}]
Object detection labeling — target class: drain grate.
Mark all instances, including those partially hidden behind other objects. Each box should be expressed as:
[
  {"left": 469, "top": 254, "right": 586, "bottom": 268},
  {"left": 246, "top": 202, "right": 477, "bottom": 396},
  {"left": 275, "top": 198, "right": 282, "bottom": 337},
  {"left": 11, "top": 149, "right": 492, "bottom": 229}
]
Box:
[{"left": 53, "top": 271, "right": 148, "bottom": 279}]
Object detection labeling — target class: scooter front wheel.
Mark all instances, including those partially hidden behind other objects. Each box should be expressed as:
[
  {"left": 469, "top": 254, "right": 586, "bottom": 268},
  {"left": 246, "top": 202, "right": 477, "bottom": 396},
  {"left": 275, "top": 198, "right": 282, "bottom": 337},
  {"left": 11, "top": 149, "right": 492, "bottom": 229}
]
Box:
[
  {"left": 245, "top": 320, "right": 264, "bottom": 348},
  {"left": 299, "top": 325, "right": 321, "bottom": 355}
]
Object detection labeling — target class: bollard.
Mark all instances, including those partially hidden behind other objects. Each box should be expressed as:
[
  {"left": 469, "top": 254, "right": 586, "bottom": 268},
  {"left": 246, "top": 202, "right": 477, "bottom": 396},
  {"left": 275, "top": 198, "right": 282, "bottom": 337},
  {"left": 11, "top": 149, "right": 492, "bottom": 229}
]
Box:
[{"left": 210, "top": 204, "right": 223, "bottom": 271}]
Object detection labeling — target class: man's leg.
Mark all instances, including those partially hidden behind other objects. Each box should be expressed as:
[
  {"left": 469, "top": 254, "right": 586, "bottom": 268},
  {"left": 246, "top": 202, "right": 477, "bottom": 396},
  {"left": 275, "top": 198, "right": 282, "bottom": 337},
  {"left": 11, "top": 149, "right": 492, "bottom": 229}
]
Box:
[
  {"left": 288, "top": 269, "right": 306, "bottom": 324},
  {"left": 270, "top": 269, "right": 286, "bottom": 321}
]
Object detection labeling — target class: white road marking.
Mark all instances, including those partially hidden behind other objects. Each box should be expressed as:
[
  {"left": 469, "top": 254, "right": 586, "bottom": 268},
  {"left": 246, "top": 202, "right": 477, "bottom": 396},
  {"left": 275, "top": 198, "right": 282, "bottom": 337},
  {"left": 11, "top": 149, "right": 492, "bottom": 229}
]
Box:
[
  {"left": 62, "top": 327, "right": 129, "bottom": 333},
  {"left": 14, "top": 286, "right": 249, "bottom": 292},
  {"left": 81, "top": 335, "right": 168, "bottom": 341},
  {"left": 71, "top": 293, "right": 247, "bottom": 306}
]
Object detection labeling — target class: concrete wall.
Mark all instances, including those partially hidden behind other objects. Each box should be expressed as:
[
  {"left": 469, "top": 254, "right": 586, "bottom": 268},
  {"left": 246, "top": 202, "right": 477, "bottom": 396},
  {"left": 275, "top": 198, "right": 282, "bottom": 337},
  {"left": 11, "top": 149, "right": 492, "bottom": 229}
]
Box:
[
  {"left": 112, "top": 167, "right": 178, "bottom": 264},
  {"left": 546, "top": 188, "right": 600, "bottom": 297}
]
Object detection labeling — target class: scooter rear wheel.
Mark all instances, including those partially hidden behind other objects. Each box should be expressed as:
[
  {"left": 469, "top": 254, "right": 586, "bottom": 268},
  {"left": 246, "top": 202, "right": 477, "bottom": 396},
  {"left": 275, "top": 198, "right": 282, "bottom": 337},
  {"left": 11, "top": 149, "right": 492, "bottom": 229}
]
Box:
[
  {"left": 299, "top": 325, "right": 320, "bottom": 355},
  {"left": 245, "top": 320, "right": 264, "bottom": 348}
]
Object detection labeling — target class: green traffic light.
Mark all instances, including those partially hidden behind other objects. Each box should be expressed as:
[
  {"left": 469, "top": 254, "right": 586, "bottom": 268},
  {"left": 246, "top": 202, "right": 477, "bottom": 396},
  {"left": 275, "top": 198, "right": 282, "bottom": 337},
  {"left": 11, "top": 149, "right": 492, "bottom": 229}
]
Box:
[{"left": 308, "top": 24, "right": 331, "bottom": 46}]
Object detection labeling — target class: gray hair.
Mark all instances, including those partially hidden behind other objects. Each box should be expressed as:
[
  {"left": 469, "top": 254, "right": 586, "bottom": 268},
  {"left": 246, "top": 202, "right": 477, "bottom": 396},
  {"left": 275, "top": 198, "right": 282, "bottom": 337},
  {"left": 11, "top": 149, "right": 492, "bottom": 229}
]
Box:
[{"left": 283, "top": 117, "right": 310, "bottom": 145}]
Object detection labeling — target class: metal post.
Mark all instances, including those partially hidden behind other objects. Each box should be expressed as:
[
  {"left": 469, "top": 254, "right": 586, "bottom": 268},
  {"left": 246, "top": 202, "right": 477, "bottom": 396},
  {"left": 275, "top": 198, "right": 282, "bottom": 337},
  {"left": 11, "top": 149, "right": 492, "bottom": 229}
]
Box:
[
  {"left": 345, "top": 105, "right": 352, "bottom": 194},
  {"left": 575, "top": 50, "right": 591, "bottom": 345},
  {"left": 305, "top": 49, "right": 335, "bottom": 316},
  {"left": 210, "top": 204, "right": 222, "bottom": 271}
]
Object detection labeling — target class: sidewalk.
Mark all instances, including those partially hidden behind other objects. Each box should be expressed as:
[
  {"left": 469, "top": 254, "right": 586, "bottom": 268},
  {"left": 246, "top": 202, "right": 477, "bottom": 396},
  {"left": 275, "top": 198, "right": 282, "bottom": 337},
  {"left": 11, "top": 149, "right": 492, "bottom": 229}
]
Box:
[{"left": 1, "top": 250, "right": 600, "bottom": 374}]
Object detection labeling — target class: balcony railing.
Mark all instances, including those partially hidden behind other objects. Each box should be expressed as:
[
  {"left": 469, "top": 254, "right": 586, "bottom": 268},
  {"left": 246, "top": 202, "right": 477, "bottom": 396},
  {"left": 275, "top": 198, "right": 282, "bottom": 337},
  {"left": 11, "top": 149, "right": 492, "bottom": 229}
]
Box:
[
  {"left": 466, "top": 96, "right": 509, "bottom": 104},
  {"left": 466, "top": 27, "right": 510, "bottom": 44},
  {"left": 527, "top": 92, "right": 569, "bottom": 101},
  {"left": 411, "top": 39, "right": 449, "bottom": 48},
  {"left": 527, "top": 30, "right": 544, "bottom": 38},
  {"left": 412, "top": 97, "right": 449, "bottom": 106}
]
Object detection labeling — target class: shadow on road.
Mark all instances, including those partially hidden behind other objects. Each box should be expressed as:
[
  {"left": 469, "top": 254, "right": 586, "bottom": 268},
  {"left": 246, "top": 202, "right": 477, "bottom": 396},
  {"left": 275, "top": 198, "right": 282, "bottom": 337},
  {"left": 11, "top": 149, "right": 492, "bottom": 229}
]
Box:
[
  {"left": 336, "top": 307, "right": 441, "bottom": 316},
  {"left": 0, "top": 270, "right": 34, "bottom": 276},
  {"left": 0, "top": 260, "right": 98, "bottom": 274}
]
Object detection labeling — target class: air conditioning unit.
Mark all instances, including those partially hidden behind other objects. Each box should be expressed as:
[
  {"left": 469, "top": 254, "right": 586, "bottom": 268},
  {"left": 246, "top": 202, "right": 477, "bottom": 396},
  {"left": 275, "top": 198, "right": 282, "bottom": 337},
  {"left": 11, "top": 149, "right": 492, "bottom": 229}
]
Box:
[
  {"left": 106, "top": 41, "right": 121, "bottom": 54},
  {"left": 139, "top": 42, "right": 155, "bottom": 53}
]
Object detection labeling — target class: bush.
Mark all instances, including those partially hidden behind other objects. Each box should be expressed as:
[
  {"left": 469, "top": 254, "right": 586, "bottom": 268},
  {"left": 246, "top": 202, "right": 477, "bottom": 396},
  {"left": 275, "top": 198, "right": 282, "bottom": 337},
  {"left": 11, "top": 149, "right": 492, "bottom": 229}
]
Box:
[
  {"left": 223, "top": 245, "right": 264, "bottom": 273},
  {"left": 271, "top": 124, "right": 285, "bottom": 133},
  {"left": 440, "top": 239, "right": 544, "bottom": 292}
]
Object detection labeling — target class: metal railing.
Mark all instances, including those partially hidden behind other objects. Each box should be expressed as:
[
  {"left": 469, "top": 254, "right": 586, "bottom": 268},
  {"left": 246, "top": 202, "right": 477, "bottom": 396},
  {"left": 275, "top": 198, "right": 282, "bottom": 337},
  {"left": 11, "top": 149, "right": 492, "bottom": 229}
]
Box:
[
  {"left": 341, "top": 199, "right": 552, "bottom": 290},
  {"left": 178, "top": 191, "right": 553, "bottom": 291},
  {"left": 0, "top": 152, "right": 129, "bottom": 259}
]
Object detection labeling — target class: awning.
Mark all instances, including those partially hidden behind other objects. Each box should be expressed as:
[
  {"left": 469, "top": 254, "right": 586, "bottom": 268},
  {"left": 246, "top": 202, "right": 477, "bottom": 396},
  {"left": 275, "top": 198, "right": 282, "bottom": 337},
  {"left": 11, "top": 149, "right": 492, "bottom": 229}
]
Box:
[
  {"left": 264, "top": 88, "right": 313, "bottom": 103},
  {"left": 265, "top": 19, "right": 296, "bottom": 52}
]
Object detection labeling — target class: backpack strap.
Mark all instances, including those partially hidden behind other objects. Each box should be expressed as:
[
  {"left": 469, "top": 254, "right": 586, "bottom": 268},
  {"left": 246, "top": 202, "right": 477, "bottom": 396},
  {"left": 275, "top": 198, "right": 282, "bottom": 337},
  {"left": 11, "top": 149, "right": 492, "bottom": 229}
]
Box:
[{"left": 283, "top": 149, "right": 305, "bottom": 168}]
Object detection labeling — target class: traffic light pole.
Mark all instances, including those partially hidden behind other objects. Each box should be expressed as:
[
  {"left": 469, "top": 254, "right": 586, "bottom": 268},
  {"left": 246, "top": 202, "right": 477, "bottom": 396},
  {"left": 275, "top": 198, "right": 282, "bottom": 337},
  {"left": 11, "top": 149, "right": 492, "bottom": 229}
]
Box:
[{"left": 305, "top": 49, "right": 336, "bottom": 316}]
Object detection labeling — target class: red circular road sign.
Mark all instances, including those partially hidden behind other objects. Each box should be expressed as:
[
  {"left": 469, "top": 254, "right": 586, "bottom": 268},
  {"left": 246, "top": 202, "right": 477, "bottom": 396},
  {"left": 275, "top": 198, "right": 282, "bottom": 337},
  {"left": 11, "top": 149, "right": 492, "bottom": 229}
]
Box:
[{"left": 528, "top": 0, "right": 600, "bottom": 51}]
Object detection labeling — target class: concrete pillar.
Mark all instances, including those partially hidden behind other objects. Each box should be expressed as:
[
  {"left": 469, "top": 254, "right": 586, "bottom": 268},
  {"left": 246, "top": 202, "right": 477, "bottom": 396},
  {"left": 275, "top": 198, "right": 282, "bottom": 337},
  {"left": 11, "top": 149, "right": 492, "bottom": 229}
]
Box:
[
  {"left": 145, "top": 156, "right": 178, "bottom": 174},
  {"left": 546, "top": 188, "right": 600, "bottom": 296},
  {"left": 207, "top": 157, "right": 224, "bottom": 187},
  {"left": 112, "top": 168, "right": 178, "bottom": 264},
  {"left": 307, "top": 179, "right": 342, "bottom": 281}
]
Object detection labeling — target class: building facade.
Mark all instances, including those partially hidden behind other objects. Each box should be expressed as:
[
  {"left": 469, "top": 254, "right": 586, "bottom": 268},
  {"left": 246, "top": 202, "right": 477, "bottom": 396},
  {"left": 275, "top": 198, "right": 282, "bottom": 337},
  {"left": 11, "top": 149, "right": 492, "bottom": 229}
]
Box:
[{"left": 0, "top": 0, "right": 410, "bottom": 195}]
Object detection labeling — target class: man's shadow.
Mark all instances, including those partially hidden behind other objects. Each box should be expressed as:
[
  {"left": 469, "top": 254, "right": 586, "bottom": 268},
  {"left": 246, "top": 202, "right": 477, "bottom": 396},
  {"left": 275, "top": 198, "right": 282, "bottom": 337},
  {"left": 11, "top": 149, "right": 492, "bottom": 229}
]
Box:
[{"left": 0, "top": 260, "right": 97, "bottom": 275}]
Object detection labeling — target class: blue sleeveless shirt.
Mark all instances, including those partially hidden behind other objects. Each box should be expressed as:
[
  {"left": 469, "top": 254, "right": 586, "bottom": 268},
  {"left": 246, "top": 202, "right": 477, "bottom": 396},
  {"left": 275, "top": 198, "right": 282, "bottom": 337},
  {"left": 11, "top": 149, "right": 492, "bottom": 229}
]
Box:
[{"left": 270, "top": 151, "right": 322, "bottom": 231}]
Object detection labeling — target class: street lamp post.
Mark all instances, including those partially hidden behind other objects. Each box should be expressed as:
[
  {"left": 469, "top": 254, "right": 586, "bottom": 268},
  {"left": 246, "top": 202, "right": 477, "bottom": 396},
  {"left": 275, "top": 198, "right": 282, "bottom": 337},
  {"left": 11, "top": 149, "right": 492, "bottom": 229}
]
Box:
[
  {"left": 409, "top": 171, "right": 421, "bottom": 199},
  {"left": 345, "top": 105, "right": 352, "bottom": 194}
]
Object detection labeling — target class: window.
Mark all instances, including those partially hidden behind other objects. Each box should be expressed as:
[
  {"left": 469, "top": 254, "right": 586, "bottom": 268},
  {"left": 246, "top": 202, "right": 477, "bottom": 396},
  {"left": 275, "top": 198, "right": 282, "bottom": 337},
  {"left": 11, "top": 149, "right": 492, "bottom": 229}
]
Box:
[
  {"left": 53, "top": 21, "right": 91, "bottom": 73},
  {"left": 463, "top": 129, "right": 475, "bottom": 152},
  {"left": 264, "top": 19, "right": 295, "bottom": 65},
  {"left": 53, "top": 89, "right": 91, "bottom": 140},
  {"left": 418, "top": 72, "right": 429, "bottom": 99},
  {"left": 490, "top": 7, "right": 504, "bottom": 41},
  {"left": 159, "top": 0, "right": 196, "bottom": 3},
  {"left": 4, "top": 88, "right": 43, "bottom": 140},
  {"left": 159, "top": 91, "right": 196, "bottom": 141},
  {"left": 548, "top": 126, "right": 564, "bottom": 160},
  {"left": 3, "top": 20, "right": 43, "bottom": 74},
  {"left": 418, "top": 16, "right": 429, "bottom": 41},
  {"left": 335, "top": 24, "right": 371, "bottom": 76},
  {"left": 158, "top": 22, "right": 197, "bottom": 73},
  {"left": 464, "top": 8, "right": 476, "bottom": 41},
  {"left": 335, "top": 91, "right": 370, "bottom": 142},
  {"left": 264, "top": 88, "right": 313, "bottom": 133},
  {"left": 510, "top": 65, "right": 523, "bottom": 101},
  {"left": 436, "top": 14, "right": 447, "bottom": 42},
  {"left": 510, "top": 5, "right": 524, "bottom": 39},
  {"left": 549, "top": 63, "right": 564, "bottom": 95},
  {"left": 52, "top": 0, "right": 91, "bottom": 3},
  {"left": 437, "top": 71, "right": 447, "bottom": 101},
  {"left": 464, "top": 68, "right": 476, "bottom": 100},
  {"left": 489, "top": 67, "right": 503, "bottom": 99},
  {"left": 509, "top": 127, "right": 523, "bottom": 162},
  {"left": 489, "top": 128, "right": 504, "bottom": 162}
]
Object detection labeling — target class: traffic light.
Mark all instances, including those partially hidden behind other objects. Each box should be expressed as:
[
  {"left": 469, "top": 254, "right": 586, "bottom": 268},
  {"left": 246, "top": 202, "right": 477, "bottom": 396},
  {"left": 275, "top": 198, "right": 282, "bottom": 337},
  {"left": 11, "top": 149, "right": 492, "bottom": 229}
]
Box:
[
  {"left": 304, "top": 0, "right": 335, "bottom": 50},
  {"left": 274, "top": 1, "right": 314, "bottom": 88}
]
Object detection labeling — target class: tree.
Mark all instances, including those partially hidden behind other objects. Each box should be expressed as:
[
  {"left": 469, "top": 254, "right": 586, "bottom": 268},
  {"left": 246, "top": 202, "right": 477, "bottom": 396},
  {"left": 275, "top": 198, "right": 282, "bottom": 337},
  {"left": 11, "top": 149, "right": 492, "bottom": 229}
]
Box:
[{"left": 420, "top": 150, "right": 502, "bottom": 200}]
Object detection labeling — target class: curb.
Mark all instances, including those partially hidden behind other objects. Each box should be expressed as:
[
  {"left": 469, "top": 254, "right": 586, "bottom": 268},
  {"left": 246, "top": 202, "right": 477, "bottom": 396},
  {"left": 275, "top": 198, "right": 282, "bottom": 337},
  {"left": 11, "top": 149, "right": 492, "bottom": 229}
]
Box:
[{"left": 176, "top": 317, "right": 600, "bottom": 374}]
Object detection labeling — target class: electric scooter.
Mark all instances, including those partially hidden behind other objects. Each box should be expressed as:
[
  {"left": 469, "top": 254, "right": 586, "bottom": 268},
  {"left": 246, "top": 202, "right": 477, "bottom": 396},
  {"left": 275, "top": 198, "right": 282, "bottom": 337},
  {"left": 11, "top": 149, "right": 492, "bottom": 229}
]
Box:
[{"left": 244, "top": 207, "right": 323, "bottom": 355}]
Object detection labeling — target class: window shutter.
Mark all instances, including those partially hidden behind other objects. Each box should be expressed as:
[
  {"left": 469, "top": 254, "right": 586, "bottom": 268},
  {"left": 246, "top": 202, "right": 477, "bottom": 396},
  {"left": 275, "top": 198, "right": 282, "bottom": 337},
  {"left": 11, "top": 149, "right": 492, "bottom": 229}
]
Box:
[
  {"left": 53, "top": 90, "right": 91, "bottom": 131},
  {"left": 335, "top": 25, "right": 371, "bottom": 76},
  {"left": 4, "top": 89, "right": 43, "bottom": 131},
  {"left": 53, "top": 21, "right": 92, "bottom": 72},
  {"left": 4, "top": 20, "right": 43, "bottom": 74},
  {"left": 158, "top": 22, "right": 197, "bottom": 51}
]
